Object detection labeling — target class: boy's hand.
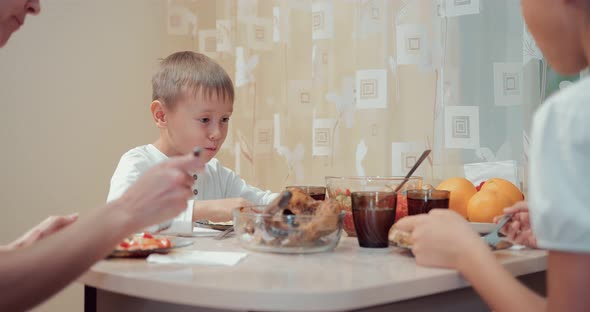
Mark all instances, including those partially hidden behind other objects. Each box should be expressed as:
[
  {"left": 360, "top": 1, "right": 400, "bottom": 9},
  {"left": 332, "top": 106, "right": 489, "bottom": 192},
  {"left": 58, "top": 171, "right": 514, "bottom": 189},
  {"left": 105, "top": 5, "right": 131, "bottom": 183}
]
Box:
[
  {"left": 6, "top": 214, "right": 79, "bottom": 250},
  {"left": 493, "top": 201, "right": 537, "bottom": 248},
  {"left": 216, "top": 198, "right": 253, "bottom": 222},
  {"left": 195, "top": 198, "right": 253, "bottom": 222},
  {"left": 394, "top": 209, "right": 486, "bottom": 269},
  {"left": 117, "top": 152, "right": 206, "bottom": 230}
]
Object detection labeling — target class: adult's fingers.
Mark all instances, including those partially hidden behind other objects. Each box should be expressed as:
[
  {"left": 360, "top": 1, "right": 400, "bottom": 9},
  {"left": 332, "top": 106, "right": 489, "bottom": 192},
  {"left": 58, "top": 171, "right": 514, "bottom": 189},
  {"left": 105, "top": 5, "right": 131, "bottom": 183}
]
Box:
[
  {"left": 41, "top": 213, "right": 79, "bottom": 234},
  {"left": 518, "top": 211, "right": 531, "bottom": 226},
  {"left": 506, "top": 220, "right": 521, "bottom": 241},
  {"left": 165, "top": 151, "right": 205, "bottom": 173},
  {"left": 13, "top": 229, "right": 41, "bottom": 248},
  {"left": 503, "top": 201, "right": 528, "bottom": 214},
  {"left": 428, "top": 209, "right": 459, "bottom": 217},
  {"left": 167, "top": 169, "right": 195, "bottom": 189},
  {"left": 394, "top": 214, "right": 430, "bottom": 232},
  {"left": 499, "top": 222, "right": 510, "bottom": 235},
  {"left": 163, "top": 187, "right": 195, "bottom": 208}
]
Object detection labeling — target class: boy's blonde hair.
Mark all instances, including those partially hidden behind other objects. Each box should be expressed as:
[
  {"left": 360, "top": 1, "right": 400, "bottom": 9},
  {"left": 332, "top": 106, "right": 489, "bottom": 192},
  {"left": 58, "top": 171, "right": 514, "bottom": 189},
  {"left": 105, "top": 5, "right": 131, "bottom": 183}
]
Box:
[{"left": 152, "top": 51, "right": 234, "bottom": 108}]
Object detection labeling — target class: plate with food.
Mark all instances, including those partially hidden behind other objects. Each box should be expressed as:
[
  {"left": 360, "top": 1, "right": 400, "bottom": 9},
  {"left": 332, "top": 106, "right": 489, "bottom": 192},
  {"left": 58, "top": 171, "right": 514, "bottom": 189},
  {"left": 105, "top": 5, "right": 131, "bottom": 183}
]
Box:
[
  {"left": 194, "top": 220, "right": 233, "bottom": 231},
  {"left": 109, "top": 232, "right": 193, "bottom": 258}
]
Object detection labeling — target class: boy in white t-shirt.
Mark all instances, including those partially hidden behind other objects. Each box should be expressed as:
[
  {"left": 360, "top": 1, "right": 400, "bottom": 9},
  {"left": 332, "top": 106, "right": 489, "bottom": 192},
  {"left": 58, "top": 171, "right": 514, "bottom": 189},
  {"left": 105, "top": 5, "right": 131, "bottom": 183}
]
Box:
[
  {"left": 108, "top": 51, "right": 278, "bottom": 229},
  {"left": 395, "top": 0, "right": 590, "bottom": 311}
]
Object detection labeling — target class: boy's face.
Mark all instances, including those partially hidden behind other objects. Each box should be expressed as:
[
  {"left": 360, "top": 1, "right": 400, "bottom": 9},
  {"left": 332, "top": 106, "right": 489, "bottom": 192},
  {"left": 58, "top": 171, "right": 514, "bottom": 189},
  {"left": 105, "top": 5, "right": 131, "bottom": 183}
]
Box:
[
  {"left": 521, "top": 0, "right": 587, "bottom": 74},
  {"left": 163, "top": 90, "right": 233, "bottom": 162},
  {"left": 0, "top": 0, "right": 40, "bottom": 48}
]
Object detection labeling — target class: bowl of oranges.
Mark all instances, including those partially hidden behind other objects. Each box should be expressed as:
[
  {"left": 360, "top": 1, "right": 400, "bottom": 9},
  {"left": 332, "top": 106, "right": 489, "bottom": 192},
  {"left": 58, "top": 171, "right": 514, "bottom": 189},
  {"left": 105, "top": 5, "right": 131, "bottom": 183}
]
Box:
[{"left": 436, "top": 177, "right": 524, "bottom": 234}]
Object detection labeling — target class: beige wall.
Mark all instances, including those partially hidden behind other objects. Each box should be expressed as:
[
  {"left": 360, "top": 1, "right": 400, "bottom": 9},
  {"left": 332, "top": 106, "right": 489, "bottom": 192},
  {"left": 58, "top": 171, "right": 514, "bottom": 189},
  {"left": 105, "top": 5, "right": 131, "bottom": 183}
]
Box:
[{"left": 0, "top": 1, "right": 169, "bottom": 311}]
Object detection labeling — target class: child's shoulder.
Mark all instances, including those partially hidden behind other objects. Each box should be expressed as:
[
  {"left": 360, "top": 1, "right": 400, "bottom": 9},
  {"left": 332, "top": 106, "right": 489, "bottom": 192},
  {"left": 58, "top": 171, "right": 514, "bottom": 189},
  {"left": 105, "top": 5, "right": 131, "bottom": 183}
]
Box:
[
  {"left": 536, "top": 76, "right": 590, "bottom": 146},
  {"left": 120, "top": 144, "right": 150, "bottom": 158},
  {"left": 538, "top": 76, "right": 590, "bottom": 126},
  {"left": 546, "top": 76, "right": 590, "bottom": 111},
  {"left": 118, "top": 144, "right": 165, "bottom": 166}
]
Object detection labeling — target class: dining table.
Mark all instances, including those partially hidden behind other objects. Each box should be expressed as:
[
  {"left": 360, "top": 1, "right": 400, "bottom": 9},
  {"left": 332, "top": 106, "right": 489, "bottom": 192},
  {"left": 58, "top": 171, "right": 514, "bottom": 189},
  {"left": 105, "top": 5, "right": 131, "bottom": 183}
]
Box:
[{"left": 79, "top": 227, "right": 547, "bottom": 312}]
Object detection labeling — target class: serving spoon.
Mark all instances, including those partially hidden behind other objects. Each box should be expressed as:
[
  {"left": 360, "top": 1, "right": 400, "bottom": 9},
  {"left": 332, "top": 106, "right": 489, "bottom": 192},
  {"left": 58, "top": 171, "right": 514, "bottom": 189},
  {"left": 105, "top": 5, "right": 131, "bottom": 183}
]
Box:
[{"left": 393, "top": 149, "right": 431, "bottom": 193}]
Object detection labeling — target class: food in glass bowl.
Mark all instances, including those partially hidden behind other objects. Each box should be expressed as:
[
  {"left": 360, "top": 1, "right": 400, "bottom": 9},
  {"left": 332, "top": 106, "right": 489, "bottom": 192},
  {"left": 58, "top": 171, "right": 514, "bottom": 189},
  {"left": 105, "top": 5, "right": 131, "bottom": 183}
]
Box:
[
  {"left": 233, "top": 189, "right": 344, "bottom": 254},
  {"left": 285, "top": 185, "right": 326, "bottom": 200},
  {"left": 325, "top": 176, "right": 423, "bottom": 237}
]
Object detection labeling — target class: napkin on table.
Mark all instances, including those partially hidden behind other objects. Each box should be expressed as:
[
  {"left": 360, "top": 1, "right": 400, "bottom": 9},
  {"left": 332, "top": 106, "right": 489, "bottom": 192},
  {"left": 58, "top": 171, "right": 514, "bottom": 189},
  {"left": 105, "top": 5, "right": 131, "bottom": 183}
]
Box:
[
  {"left": 147, "top": 250, "right": 247, "bottom": 266},
  {"left": 463, "top": 160, "right": 520, "bottom": 187}
]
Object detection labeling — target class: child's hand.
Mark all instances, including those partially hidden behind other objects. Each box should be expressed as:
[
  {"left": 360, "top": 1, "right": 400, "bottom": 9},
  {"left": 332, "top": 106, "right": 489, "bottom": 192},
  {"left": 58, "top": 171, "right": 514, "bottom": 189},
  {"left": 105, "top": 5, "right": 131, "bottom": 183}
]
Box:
[
  {"left": 7, "top": 213, "right": 78, "bottom": 250},
  {"left": 216, "top": 198, "right": 253, "bottom": 221},
  {"left": 195, "top": 198, "right": 254, "bottom": 222},
  {"left": 493, "top": 201, "right": 537, "bottom": 248},
  {"left": 394, "top": 209, "right": 487, "bottom": 269}
]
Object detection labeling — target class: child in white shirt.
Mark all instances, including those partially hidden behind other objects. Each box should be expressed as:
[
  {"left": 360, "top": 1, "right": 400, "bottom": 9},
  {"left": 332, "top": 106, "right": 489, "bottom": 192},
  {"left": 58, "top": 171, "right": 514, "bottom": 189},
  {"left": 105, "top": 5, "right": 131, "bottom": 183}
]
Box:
[{"left": 108, "top": 51, "right": 278, "bottom": 230}]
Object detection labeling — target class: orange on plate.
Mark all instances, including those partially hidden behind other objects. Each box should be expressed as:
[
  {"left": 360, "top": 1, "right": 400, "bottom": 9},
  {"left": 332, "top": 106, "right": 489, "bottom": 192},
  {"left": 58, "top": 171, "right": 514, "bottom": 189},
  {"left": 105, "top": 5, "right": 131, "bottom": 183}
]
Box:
[
  {"left": 437, "top": 177, "right": 477, "bottom": 219},
  {"left": 479, "top": 178, "right": 523, "bottom": 206},
  {"left": 467, "top": 189, "right": 512, "bottom": 223}
]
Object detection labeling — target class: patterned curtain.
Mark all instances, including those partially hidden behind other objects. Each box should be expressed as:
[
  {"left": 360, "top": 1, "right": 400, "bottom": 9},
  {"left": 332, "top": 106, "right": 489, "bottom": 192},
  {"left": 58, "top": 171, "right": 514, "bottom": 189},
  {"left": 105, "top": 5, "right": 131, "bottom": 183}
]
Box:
[{"left": 164, "top": 0, "right": 579, "bottom": 193}]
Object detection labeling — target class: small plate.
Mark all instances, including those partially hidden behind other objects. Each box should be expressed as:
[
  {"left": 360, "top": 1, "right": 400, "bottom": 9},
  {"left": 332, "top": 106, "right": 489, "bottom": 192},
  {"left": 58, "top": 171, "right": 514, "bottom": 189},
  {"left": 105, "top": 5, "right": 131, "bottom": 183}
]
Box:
[
  {"left": 194, "top": 220, "right": 233, "bottom": 231},
  {"left": 470, "top": 222, "right": 497, "bottom": 234},
  {"left": 109, "top": 237, "right": 193, "bottom": 258},
  {"left": 489, "top": 239, "right": 513, "bottom": 251}
]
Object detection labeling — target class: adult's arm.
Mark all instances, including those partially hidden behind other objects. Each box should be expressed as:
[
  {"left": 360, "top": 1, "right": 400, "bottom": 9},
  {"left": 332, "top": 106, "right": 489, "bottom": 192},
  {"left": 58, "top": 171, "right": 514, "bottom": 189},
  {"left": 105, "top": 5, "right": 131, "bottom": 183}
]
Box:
[{"left": 0, "top": 199, "right": 135, "bottom": 311}]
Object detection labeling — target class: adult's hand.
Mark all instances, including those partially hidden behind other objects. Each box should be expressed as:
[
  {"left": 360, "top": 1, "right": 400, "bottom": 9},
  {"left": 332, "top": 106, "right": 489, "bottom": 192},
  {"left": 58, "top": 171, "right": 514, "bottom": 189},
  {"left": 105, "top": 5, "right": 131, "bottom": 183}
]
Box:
[{"left": 5, "top": 214, "right": 78, "bottom": 250}]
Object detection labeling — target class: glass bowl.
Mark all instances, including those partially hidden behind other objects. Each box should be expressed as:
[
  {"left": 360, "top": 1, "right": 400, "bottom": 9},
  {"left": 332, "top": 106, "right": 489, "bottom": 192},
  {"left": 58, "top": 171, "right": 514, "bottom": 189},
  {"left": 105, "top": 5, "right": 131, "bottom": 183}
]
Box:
[
  {"left": 285, "top": 186, "right": 326, "bottom": 200},
  {"left": 233, "top": 205, "right": 344, "bottom": 254},
  {"left": 325, "top": 176, "right": 423, "bottom": 237}
]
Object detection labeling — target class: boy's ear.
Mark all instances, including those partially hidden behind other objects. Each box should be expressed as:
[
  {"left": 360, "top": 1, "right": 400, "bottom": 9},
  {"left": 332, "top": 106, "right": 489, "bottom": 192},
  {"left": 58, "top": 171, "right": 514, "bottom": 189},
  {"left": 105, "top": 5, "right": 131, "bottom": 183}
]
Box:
[{"left": 150, "top": 100, "right": 167, "bottom": 128}]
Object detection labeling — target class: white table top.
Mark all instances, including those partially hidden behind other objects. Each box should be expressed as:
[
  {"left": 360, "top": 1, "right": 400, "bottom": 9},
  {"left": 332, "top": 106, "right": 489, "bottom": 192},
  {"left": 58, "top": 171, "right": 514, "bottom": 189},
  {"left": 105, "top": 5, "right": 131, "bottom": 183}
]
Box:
[{"left": 79, "top": 229, "right": 547, "bottom": 312}]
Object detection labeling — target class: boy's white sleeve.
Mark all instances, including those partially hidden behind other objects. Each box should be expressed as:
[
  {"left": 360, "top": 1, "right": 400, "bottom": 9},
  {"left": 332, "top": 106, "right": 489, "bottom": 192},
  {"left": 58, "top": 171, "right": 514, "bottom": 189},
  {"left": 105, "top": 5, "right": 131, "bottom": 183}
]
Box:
[
  {"left": 152, "top": 200, "right": 194, "bottom": 235},
  {"left": 107, "top": 152, "right": 151, "bottom": 202},
  {"left": 220, "top": 163, "right": 279, "bottom": 205}
]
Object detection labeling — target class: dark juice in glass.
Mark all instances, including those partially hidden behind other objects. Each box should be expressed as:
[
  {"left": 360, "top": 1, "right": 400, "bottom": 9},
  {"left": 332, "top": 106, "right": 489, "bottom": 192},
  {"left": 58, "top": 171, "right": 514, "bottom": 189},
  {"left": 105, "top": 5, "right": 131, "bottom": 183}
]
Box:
[
  {"left": 310, "top": 193, "right": 326, "bottom": 201},
  {"left": 351, "top": 191, "right": 397, "bottom": 248},
  {"left": 406, "top": 190, "right": 450, "bottom": 216}
]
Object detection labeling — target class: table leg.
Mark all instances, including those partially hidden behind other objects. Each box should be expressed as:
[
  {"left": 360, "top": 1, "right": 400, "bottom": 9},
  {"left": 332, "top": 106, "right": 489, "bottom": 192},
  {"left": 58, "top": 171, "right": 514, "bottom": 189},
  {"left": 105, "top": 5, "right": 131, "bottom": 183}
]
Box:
[{"left": 84, "top": 285, "right": 97, "bottom": 312}]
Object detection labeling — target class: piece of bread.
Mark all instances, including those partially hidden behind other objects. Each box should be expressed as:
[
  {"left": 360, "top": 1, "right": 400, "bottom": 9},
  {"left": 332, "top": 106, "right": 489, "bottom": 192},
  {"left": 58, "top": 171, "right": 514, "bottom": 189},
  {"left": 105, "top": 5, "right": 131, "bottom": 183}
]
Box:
[{"left": 388, "top": 226, "right": 412, "bottom": 248}]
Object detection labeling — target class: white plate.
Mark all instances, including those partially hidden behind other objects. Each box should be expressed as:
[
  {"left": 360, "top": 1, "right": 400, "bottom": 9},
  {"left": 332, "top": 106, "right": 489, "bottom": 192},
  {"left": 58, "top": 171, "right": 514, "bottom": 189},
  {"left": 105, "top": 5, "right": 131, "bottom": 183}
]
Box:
[{"left": 470, "top": 222, "right": 497, "bottom": 234}]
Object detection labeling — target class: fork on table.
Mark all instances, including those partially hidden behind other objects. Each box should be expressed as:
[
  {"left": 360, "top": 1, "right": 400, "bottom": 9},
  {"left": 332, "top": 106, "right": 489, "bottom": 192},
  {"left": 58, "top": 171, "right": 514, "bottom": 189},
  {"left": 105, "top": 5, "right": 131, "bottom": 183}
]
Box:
[{"left": 482, "top": 214, "right": 513, "bottom": 250}]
